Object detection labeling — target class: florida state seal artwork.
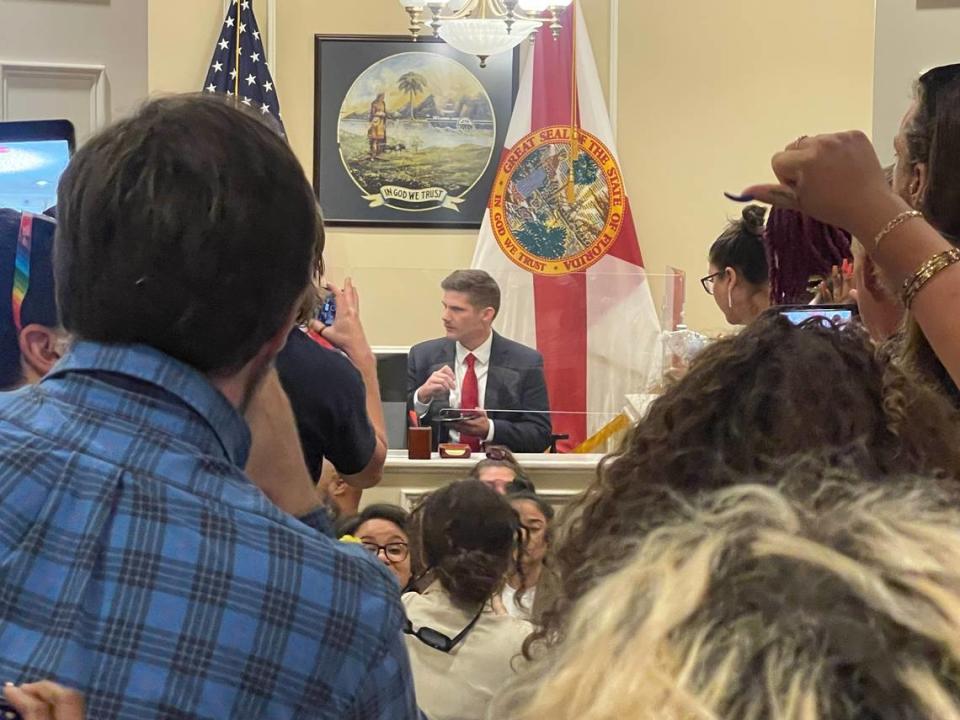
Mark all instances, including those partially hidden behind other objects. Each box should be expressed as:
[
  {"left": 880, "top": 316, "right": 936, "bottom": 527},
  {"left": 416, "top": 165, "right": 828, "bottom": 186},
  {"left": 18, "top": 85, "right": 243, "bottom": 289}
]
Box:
[{"left": 489, "top": 126, "right": 625, "bottom": 275}]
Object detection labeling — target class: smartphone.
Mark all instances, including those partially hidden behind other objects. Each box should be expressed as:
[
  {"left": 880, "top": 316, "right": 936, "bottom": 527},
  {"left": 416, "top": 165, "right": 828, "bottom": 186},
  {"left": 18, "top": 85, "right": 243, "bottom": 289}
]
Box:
[
  {"left": 778, "top": 303, "right": 859, "bottom": 327},
  {"left": 438, "top": 408, "right": 476, "bottom": 423},
  {"left": 0, "top": 119, "right": 75, "bottom": 214},
  {"left": 315, "top": 293, "right": 336, "bottom": 326}
]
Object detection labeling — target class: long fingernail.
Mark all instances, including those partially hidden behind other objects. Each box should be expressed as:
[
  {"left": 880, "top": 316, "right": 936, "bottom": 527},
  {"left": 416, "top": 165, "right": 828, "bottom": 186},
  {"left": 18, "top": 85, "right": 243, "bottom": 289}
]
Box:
[{"left": 724, "top": 192, "right": 755, "bottom": 202}]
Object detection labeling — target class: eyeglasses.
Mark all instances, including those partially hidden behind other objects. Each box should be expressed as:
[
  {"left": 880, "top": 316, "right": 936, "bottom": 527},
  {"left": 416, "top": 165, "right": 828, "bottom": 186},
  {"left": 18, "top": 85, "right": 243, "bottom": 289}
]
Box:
[
  {"left": 700, "top": 271, "right": 723, "bottom": 295},
  {"left": 404, "top": 605, "right": 484, "bottom": 653},
  {"left": 361, "top": 541, "right": 409, "bottom": 563}
]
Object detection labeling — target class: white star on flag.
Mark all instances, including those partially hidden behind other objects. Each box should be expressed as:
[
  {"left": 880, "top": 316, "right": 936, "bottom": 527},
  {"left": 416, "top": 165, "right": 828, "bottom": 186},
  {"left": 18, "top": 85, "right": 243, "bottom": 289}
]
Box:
[
  {"left": 242, "top": 0, "right": 250, "bottom": 8},
  {"left": 253, "top": 30, "right": 260, "bottom": 42},
  {"left": 230, "top": 68, "right": 238, "bottom": 80},
  {"left": 245, "top": 74, "right": 256, "bottom": 86},
  {"left": 218, "top": 39, "right": 229, "bottom": 51},
  {"left": 239, "top": 23, "right": 246, "bottom": 34},
  {"left": 225, "top": 17, "right": 235, "bottom": 28},
  {"left": 242, "top": 97, "right": 252, "bottom": 106},
  {"left": 250, "top": 52, "right": 260, "bottom": 63},
  {"left": 260, "top": 103, "right": 270, "bottom": 114},
  {"left": 206, "top": 83, "right": 216, "bottom": 93},
  {"left": 263, "top": 81, "right": 273, "bottom": 93},
  {"left": 212, "top": 61, "right": 223, "bottom": 73}
]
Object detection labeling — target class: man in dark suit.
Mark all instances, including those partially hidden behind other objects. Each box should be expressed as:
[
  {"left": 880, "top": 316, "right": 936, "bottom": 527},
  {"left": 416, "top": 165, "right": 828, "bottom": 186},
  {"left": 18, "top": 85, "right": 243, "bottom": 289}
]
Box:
[{"left": 408, "top": 269, "right": 551, "bottom": 453}]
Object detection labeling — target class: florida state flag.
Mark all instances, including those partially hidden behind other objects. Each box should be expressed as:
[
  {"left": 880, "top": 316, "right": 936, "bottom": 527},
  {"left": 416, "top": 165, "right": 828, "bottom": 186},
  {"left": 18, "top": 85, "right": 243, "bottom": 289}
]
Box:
[{"left": 472, "top": 3, "right": 661, "bottom": 451}]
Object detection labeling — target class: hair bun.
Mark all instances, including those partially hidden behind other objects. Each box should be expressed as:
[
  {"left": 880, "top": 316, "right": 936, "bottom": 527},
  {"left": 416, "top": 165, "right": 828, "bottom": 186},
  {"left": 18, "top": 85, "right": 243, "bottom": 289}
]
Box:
[
  {"left": 437, "top": 548, "right": 506, "bottom": 606},
  {"left": 741, "top": 204, "right": 768, "bottom": 236}
]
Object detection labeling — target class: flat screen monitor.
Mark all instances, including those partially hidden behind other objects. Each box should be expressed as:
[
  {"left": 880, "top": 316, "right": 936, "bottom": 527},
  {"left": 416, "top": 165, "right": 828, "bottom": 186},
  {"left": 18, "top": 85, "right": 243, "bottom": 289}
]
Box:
[{"left": 0, "top": 120, "right": 75, "bottom": 214}]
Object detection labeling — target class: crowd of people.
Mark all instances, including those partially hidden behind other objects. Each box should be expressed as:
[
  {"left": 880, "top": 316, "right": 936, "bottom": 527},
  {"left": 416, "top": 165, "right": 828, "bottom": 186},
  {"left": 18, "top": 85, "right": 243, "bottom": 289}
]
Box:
[{"left": 2, "top": 59, "right": 960, "bottom": 720}]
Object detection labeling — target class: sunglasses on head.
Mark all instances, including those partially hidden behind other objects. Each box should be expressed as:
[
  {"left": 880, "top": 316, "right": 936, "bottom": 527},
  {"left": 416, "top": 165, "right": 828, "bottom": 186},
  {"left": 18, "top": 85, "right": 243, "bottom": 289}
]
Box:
[{"left": 404, "top": 604, "right": 483, "bottom": 653}]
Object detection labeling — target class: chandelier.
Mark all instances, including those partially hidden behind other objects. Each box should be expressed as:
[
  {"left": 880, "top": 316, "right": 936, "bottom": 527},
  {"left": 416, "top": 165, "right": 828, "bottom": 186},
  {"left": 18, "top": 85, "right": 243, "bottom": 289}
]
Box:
[{"left": 396, "top": 0, "right": 574, "bottom": 67}]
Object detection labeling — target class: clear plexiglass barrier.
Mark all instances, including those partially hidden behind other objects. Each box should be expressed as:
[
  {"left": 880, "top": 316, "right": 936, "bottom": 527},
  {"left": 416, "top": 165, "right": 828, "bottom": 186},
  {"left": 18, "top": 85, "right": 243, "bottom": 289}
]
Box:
[{"left": 314, "top": 266, "right": 691, "bottom": 453}]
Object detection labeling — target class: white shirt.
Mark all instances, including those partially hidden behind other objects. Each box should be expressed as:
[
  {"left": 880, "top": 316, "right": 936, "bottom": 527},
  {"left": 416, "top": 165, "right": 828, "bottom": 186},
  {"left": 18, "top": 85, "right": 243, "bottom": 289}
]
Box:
[
  {"left": 498, "top": 583, "right": 535, "bottom": 621},
  {"left": 414, "top": 333, "right": 496, "bottom": 443},
  {"left": 403, "top": 583, "right": 532, "bottom": 720}
]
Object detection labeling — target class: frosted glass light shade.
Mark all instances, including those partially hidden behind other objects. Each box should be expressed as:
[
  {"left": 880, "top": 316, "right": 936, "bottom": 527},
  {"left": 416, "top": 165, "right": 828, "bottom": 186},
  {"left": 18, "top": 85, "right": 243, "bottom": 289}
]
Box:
[
  {"left": 439, "top": 18, "right": 540, "bottom": 59},
  {"left": 397, "top": 0, "right": 430, "bottom": 8},
  {"left": 518, "top": 0, "right": 551, "bottom": 11}
]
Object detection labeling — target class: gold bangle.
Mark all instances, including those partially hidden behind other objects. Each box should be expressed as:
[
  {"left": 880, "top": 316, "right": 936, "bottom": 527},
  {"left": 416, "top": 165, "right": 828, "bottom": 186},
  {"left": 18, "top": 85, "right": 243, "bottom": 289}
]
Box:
[
  {"left": 901, "top": 247, "right": 960, "bottom": 309},
  {"left": 872, "top": 210, "right": 923, "bottom": 253}
]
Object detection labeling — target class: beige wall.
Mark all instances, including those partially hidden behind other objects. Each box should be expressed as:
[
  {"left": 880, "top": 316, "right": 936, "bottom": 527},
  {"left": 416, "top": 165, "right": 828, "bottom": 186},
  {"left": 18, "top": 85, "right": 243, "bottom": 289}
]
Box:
[
  {"left": 147, "top": 0, "right": 875, "bottom": 339},
  {"left": 873, "top": 0, "right": 960, "bottom": 166},
  {"left": 618, "top": 0, "right": 875, "bottom": 333},
  {"left": 1, "top": 0, "right": 148, "bottom": 139}
]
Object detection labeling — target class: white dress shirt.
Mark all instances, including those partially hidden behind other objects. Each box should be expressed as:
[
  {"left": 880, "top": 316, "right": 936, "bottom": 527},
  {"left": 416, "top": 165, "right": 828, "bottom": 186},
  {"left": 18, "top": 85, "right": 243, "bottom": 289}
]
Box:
[{"left": 414, "top": 333, "right": 496, "bottom": 443}]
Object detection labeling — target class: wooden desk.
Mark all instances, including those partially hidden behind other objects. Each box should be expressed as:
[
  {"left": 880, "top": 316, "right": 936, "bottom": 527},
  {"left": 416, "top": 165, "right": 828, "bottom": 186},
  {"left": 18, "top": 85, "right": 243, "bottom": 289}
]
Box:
[{"left": 361, "top": 450, "right": 603, "bottom": 509}]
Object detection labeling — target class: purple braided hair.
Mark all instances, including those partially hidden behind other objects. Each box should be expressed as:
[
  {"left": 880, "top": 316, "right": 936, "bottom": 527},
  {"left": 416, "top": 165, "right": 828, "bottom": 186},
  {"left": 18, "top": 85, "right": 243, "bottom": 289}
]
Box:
[{"left": 764, "top": 208, "right": 853, "bottom": 304}]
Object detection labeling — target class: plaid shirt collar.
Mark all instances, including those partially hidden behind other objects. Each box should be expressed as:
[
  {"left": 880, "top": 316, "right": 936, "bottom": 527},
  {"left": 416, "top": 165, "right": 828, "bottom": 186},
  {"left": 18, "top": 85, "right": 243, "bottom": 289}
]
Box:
[{"left": 45, "top": 341, "right": 251, "bottom": 466}]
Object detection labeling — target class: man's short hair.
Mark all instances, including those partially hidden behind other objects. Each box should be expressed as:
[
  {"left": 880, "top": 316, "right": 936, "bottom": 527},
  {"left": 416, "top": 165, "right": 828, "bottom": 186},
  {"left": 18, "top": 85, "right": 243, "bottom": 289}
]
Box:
[
  {"left": 0, "top": 210, "right": 58, "bottom": 389},
  {"left": 441, "top": 269, "right": 500, "bottom": 316},
  {"left": 55, "top": 94, "right": 320, "bottom": 375}
]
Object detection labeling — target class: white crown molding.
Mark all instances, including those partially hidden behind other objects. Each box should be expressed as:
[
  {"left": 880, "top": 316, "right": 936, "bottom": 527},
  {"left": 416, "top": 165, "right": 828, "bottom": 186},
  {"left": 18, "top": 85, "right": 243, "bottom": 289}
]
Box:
[{"left": 0, "top": 61, "right": 108, "bottom": 129}]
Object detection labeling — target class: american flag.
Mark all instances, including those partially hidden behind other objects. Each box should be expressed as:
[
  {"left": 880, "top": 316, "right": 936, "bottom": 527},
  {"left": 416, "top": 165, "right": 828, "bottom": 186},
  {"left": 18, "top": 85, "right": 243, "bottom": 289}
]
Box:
[{"left": 203, "top": 0, "right": 283, "bottom": 131}]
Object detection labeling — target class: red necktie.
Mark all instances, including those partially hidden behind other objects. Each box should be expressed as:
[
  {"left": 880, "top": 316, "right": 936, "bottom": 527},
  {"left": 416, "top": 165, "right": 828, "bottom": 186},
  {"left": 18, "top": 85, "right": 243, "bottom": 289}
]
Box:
[{"left": 460, "top": 353, "right": 481, "bottom": 451}]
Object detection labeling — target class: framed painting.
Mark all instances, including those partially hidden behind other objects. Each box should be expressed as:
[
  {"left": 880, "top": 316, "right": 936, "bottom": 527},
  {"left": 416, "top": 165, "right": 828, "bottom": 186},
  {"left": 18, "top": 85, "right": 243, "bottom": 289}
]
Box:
[{"left": 314, "top": 35, "right": 519, "bottom": 228}]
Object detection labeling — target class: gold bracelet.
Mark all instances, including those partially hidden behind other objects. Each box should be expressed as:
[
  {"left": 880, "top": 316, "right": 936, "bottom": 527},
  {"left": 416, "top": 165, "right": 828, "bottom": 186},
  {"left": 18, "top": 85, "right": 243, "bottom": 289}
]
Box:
[
  {"left": 872, "top": 210, "right": 923, "bottom": 253},
  {"left": 902, "top": 247, "right": 960, "bottom": 309}
]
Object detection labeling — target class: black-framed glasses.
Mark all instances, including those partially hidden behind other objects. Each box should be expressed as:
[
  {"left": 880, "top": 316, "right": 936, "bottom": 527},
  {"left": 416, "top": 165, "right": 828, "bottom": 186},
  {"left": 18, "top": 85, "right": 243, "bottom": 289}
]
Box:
[
  {"left": 404, "top": 605, "right": 484, "bottom": 653},
  {"left": 700, "top": 271, "right": 723, "bottom": 295},
  {"left": 361, "top": 541, "right": 409, "bottom": 563}
]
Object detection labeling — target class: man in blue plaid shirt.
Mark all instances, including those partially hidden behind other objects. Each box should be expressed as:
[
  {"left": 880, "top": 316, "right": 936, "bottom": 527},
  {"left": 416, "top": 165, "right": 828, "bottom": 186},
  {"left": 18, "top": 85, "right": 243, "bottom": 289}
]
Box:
[{"left": 0, "top": 95, "right": 420, "bottom": 719}]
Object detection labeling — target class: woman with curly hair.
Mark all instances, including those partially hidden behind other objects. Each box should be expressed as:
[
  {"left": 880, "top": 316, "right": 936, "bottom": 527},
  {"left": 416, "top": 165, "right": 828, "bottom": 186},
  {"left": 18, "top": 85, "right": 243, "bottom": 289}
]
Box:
[
  {"left": 493, "top": 466, "right": 960, "bottom": 720},
  {"left": 403, "top": 480, "right": 532, "bottom": 720},
  {"left": 535, "top": 312, "right": 960, "bottom": 652}
]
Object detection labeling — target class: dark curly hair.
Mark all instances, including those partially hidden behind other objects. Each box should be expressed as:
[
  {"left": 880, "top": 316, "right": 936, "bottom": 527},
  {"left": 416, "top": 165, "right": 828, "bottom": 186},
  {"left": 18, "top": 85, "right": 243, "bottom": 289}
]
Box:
[
  {"left": 417, "top": 480, "right": 522, "bottom": 608},
  {"left": 534, "top": 312, "right": 960, "bottom": 653}
]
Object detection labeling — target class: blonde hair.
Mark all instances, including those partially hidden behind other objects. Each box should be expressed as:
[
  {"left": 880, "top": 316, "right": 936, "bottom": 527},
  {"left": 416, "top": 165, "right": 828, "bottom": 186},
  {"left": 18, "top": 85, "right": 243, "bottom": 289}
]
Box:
[{"left": 493, "top": 467, "right": 960, "bottom": 720}]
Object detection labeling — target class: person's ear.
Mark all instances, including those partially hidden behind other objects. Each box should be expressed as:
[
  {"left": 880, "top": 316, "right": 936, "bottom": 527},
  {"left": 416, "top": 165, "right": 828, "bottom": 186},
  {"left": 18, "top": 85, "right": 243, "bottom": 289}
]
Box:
[
  {"left": 481, "top": 307, "right": 496, "bottom": 325},
  {"left": 724, "top": 266, "right": 739, "bottom": 289},
  {"left": 18, "top": 324, "right": 63, "bottom": 381},
  {"left": 910, "top": 161, "right": 928, "bottom": 210}
]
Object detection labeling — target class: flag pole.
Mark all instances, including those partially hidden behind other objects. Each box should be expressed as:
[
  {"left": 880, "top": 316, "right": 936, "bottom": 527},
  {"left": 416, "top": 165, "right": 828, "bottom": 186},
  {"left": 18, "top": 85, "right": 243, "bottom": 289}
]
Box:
[
  {"left": 566, "top": 2, "right": 579, "bottom": 206},
  {"left": 234, "top": 1, "right": 241, "bottom": 101}
]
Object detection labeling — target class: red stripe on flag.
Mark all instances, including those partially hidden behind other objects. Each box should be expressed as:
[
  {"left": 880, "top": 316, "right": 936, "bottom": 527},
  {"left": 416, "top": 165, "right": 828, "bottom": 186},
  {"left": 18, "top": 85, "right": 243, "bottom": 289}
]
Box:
[
  {"left": 530, "top": 7, "right": 586, "bottom": 451},
  {"left": 607, "top": 198, "right": 646, "bottom": 267}
]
